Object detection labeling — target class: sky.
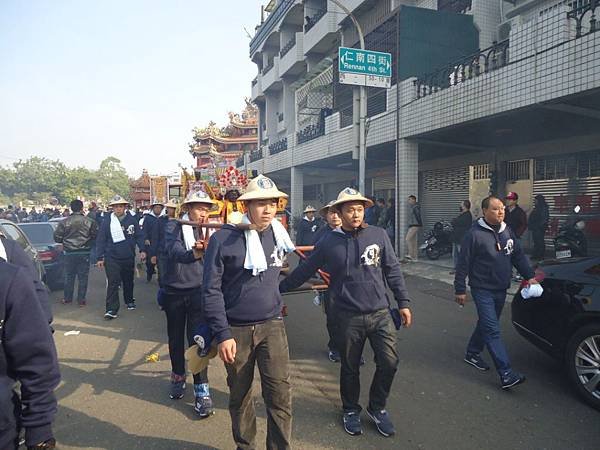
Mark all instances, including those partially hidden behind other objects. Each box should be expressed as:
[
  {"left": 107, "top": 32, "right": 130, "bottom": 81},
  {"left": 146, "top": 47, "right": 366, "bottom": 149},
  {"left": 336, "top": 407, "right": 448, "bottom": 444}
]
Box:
[{"left": 0, "top": 0, "right": 264, "bottom": 177}]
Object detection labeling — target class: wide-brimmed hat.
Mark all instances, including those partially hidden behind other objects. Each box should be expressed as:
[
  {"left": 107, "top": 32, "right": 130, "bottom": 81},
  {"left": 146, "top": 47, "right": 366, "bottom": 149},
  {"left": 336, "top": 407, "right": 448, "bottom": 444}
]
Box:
[
  {"left": 331, "top": 187, "right": 374, "bottom": 209},
  {"left": 164, "top": 198, "right": 179, "bottom": 209},
  {"left": 319, "top": 200, "right": 336, "bottom": 217},
  {"left": 303, "top": 205, "right": 316, "bottom": 213},
  {"left": 149, "top": 198, "right": 164, "bottom": 207},
  {"left": 238, "top": 175, "right": 288, "bottom": 201},
  {"left": 184, "top": 324, "right": 218, "bottom": 374},
  {"left": 181, "top": 190, "right": 217, "bottom": 207},
  {"left": 108, "top": 195, "right": 129, "bottom": 206}
]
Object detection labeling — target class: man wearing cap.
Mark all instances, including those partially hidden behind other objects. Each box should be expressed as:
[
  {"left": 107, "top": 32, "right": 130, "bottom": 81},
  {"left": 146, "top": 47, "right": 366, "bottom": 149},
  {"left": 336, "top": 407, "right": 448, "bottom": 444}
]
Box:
[
  {"left": 280, "top": 187, "right": 412, "bottom": 438},
  {"left": 295, "top": 205, "right": 320, "bottom": 247},
  {"left": 202, "top": 175, "right": 295, "bottom": 450},
  {"left": 96, "top": 195, "right": 146, "bottom": 319},
  {"left": 162, "top": 191, "right": 216, "bottom": 416},
  {"left": 142, "top": 199, "right": 164, "bottom": 282},
  {"left": 505, "top": 192, "right": 527, "bottom": 239}
]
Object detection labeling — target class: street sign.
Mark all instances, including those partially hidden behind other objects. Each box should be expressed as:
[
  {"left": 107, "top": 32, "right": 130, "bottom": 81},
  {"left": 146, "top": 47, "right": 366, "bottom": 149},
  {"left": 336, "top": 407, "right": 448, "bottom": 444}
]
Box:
[{"left": 338, "top": 47, "right": 392, "bottom": 88}]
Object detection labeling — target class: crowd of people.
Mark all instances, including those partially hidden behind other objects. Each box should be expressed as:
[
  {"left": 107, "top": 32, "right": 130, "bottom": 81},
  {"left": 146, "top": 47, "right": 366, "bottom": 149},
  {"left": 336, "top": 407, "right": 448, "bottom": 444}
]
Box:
[{"left": 1, "top": 179, "right": 549, "bottom": 449}]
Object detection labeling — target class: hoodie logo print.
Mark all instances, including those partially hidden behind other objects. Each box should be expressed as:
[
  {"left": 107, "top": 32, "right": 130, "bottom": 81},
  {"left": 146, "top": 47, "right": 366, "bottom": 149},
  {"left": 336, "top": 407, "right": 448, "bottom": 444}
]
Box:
[
  {"left": 360, "top": 244, "right": 381, "bottom": 267},
  {"left": 504, "top": 239, "right": 514, "bottom": 255},
  {"left": 270, "top": 246, "right": 284, "bottom": 267},
  {"left": 126, "top": 225, "right": 135, "bottom": 235}
]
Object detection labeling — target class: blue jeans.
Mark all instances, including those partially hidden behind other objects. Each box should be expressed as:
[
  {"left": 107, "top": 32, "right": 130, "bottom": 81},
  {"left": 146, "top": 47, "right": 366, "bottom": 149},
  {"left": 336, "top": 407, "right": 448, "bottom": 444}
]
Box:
[
  {"left": 64, "top": 253, "right": 91, "bottom": 302},
  {"left": 466, "top": 288, "right": 511, "bottom": 375}
]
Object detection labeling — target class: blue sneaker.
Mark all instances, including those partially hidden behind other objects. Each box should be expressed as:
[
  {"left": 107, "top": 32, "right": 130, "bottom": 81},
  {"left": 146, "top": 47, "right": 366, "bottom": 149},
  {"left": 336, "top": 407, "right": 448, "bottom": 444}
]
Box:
[
  {"left": 366, "top": 408, "right": 395, "bottom": 437},
  {"left": 194, "top": 395, "right": 215, "bottom": 418},
  {"left": 464, "top": 353, "right": 491, "bottom": 371},
  {"left": 501, "top": 371, "right": 526, "bottom": 390},
  {"left": 342, "top": 411, "right": 362, "bottom": 436}
]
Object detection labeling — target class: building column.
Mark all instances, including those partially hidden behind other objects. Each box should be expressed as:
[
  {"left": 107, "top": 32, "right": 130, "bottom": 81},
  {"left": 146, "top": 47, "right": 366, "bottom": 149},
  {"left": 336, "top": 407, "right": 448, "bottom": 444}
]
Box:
[
  {"left": 290, "top": 166, "right": 304, "bottom": 238},
  {"left": 396, "top": 139, "right": 418, "bottom": 258}
]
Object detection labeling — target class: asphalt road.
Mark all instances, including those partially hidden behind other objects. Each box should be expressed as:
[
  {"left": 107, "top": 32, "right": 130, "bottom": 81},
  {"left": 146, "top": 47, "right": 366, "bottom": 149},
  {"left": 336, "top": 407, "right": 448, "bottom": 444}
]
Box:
[{"left": 49, "top": 264, "right": 600, "bottom": 450}]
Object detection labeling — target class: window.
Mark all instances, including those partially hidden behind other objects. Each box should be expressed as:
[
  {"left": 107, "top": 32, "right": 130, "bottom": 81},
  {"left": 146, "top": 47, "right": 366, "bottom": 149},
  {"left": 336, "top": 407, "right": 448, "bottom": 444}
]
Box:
[{"left": 1, "top": 223, "right": 30, "bottom": 249}]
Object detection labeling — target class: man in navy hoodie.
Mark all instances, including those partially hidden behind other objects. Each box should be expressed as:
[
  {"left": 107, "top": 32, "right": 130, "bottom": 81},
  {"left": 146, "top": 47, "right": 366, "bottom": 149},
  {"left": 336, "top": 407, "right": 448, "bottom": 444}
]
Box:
[
  {"left": 202, "top": 175, "right": 294, "bottom": 450},
  {"left": 280, "top": 187, "right": 412, "bottom": 438},
  {"left": 96, "top": 195, "right": 146, "bottom": 319},
  {"left": 454, "top": 196, "right": 538, "bottom": 389},
  {"left": 0, "top": 261, "right": 60, "bottom": 450}
]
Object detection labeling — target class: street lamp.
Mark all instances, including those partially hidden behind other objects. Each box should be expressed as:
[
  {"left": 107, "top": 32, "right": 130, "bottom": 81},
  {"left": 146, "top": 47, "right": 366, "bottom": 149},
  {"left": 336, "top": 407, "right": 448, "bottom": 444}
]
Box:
[{"left": 329, "top": 0, "right": 367, "bottom": 194}]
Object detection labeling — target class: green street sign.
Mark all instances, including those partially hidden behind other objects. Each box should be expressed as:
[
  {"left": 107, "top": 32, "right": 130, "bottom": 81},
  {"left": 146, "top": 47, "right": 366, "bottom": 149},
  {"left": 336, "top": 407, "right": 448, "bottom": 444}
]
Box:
[{"left": 338, "top": 47, "right": 392, "bottom": 77}]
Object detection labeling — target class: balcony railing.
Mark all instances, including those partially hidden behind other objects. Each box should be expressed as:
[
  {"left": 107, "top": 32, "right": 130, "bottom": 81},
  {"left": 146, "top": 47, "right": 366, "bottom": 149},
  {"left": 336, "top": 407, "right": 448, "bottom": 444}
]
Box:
[
  {"left": 262, "top": 60, "right": 275, "bottom": 75},
  {"left": 269, "top": 137, "right": 288, "bottom": 155},
  {"left": 414, "top": 39, "right": 509, "bottom": 99},
  {"left": 296, "top": 121, "right": 325, "bottom": 144},
  {"left": 567, "top": 0, "right": 598, "bottom": 38},
  {"left": 250, "top": 0, "right": 295, "bottom": 54},
  {"left": 249, "top": 148, "right": 264, "bottom": 162},
  {"left": 304, "top": 9, "right": 326, "bottom": 32},
  {"left": 280, "top": 36, "right": 296, "bottom": 57}
]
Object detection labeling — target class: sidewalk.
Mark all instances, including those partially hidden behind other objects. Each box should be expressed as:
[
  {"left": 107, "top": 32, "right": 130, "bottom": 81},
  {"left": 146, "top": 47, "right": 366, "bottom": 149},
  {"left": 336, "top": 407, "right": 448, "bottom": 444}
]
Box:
[{"left": 400, "top": 255, "right": 521, "bottom": 298}]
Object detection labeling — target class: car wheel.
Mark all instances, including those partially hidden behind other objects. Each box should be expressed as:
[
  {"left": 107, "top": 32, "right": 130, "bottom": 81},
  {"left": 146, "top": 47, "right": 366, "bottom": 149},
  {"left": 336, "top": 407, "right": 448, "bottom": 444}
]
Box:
[
  {"left": 425, "top": 246, "right": 440, "bottom": 260},
  {"left": 565, "top": 324, "right": 600, "bottom": 411}
]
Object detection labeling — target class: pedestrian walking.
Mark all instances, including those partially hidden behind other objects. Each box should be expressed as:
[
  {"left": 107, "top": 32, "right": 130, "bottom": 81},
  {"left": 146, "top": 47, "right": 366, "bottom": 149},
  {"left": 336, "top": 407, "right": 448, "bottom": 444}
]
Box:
[
  {"left": 505, "top": 192, "right": 527, "bottom": 238},
  {"left": 528, "top": 194, "right": 549, "bottom": 260},
  {"left": 162, "top": 191, "right": 216, "bottom": 417},
  {"left": 295, "top": 205, "right": 320, "bottom": 246},
  {"left": 375, "top": 198, "right": 387, "bottom": 228},
  {"left": 202, "top": 175, "right": 295, "bottom": 450},
  {"left": 405, "top": 195, "right": 422, "bottom": 261},
  {"left": 53, "top": 199, "right": 98, "bottom": 307},
  {"left": 280, "top": 187, "right": 412, "bottom": 438},
  {"left": 96, "top": 195, "right": 146, "bottom": 319},
  {"left": 0, "top": 260, "right": 60, "bottom": 450},
  {"left": 142, "top": 199, "right": 164, "bottom": 282},
  {"left": 450, "top": 200, "right": 473, "bottom": 274},
  {"left": 454, "top": 196, "right": 538, "bottom": 389}
]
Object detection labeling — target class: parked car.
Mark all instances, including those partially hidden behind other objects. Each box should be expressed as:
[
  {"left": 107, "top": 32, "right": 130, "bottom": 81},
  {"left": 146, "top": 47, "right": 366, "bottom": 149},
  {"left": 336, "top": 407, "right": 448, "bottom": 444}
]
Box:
[
  {"left": 17, "top": 222, "right": 64, "bottom": 291},
  {"left": 0, "top": 218, "right": 45, "bottom": 281},
  {"left": 511, "top": 256, "right": 600, "bottom": 411}
]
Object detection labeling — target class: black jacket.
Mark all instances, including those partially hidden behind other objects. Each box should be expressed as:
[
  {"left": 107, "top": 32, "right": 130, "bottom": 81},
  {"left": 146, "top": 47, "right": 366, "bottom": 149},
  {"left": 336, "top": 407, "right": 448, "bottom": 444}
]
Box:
[
  {"left": 296, "top": 217, "right": 321, "bottom": 246},
  {"left": 528, "top": 206, "right": 549, "bottom": 232},
  {"left": 0, "top": 261, "right": 60, "bottom": 449},
  {"left": 96, "top": 213, "right": 145, "bottom": 261},
  {"left": 454, "top": 218, "right": 534, "bottom": 294},
  {"left": 53, "top": 212, "right": 98, "bottom": 252},
  {"left": 163, "top": 220, "right": 204, "bottom": 292},
  {"left": 451, "top": 211, "right": 473, "bottom": 244},
  {"left": 150, "top": 216, "right": 169, "bottom": 258},
  {"left": 280, "top": 224, "right": 410, "bottom": 313},
  {"left": 505, "top": 205, "right": 528, "bottom": 238}
]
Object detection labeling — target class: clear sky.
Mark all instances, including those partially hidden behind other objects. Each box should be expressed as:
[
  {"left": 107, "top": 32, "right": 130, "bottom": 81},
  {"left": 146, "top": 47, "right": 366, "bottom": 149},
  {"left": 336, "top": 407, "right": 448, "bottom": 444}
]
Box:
[{"left": 0, "top": 0, "right": 264, "bottom": 177}]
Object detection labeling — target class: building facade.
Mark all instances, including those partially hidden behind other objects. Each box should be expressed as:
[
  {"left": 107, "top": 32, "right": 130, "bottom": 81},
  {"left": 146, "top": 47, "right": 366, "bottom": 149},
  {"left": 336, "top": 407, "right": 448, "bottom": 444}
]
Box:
[{"left": 247, "top": 0, "right": 600, "bottom": 256}]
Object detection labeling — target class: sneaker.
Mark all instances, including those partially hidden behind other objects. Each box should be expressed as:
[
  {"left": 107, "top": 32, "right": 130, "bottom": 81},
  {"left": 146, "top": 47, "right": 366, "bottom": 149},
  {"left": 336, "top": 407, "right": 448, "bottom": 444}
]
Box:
[
  {"left": 342, "top": 411, "right": 362, "bottom": 436},
  {"left": 194, "top": 395, "right": 215, "bottom": 418},
  {"left": 464, "top": 353, "right": 491, "bottom": 371},
  {"left": 169, "top": 380, "right": 186, "bottom": 400},
  {"left": 126, "top": 303, "right": 136, "bottom": 310},
  {"left": 328, "top": 350, "right": 341, "bottom": 362},
  {"left": 78, "top": 300, "right": 87, "bottom": 307},
  {"left": 501, "top": 371, "right": 526, "bottom": 390},
  {"left": 366, "top": 408, "right": 395, "bottom": 437},
  {"left": 61, "top": 299, "right": 73, "bottom": 305},
  {"left": 104, "top": 310, "right": 117, "bottom": 320}
]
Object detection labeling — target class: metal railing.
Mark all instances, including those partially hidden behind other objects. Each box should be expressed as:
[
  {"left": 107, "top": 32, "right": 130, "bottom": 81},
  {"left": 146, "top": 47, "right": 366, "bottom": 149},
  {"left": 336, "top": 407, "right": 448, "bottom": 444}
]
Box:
[
  {"left": 296, "top": 121, "right": 325, "bottom": 144},
  {"left": 567, "top": 0, "right": 598, "bottom": 37},
  {"left": 414, "top": 40, "right": 510, "bottom": 99},
  {"left": 262, "top": 59, "right": 275, "bottom": 75},
  {"left": 304, "top": 9, "right": 326, "bottom": 32},
  {"left": 249, "top": 148, "right": 264, "bottom": 162},
  {"left": 280, "top": 36, "right": 297, "bottom": 57},
  {"left": 269, "top": 137, "right": 288, "bottom": 155},
  {"left": 250, "top": 0, "right": 295, "bottom": 54},
  {"left": 235, "top": 155, "right": 245, "bottom": 168}
]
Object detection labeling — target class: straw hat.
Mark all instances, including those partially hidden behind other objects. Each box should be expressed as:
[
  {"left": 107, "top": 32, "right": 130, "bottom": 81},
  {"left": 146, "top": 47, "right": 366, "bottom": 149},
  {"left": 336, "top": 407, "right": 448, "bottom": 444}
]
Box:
[
  {"left": 108, "top": 195, "right": 129, "bottom": 206},
  {"left": 149, "top": 198, "right": 164, "bottom": 207},
  {"left": 164, "top": 198, "right": 179, "bottom": 209},
  {"left": 184, "top": 344, "right": 218, "bottom": 375},
  {"left": 330, "top": 187, "right": 374, "bottom": 209},
  {"left": 318, "top": 200, "right": 336, "bottom": 217},
  {"left": 303, "top": 205, "right": 317, "bottom": 213},
  {"left": 238, "top": 175, "right": 288, "bottom": 201},
  {"left": 181, "top": 190, "right": 217, "bottom": 207}
]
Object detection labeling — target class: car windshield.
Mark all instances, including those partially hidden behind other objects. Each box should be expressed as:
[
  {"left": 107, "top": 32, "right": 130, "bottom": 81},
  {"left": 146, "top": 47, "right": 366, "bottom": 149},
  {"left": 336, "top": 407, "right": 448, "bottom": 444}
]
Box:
[{"left": 19, "top": 224, "right": 55, "bottom": 245}]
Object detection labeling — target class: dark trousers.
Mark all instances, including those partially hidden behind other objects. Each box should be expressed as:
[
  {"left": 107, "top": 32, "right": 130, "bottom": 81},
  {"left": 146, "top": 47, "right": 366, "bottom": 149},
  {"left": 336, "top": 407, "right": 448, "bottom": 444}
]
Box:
[
  {"left": 63, "top": 253, "right": 90, "bottom": 302},
  {"left": 104, "top": 257, "right": 135, "bottom": 312},
  {"left": 321, "top": 291, "right": 339, "bottom": 352},
  {"left": 157, "top": 255, "right": 167, "bottom": 288},
  {"left": 163, "top": 291, "right": 207, "bottom": 385},
  {"left": 467, "top": 288, "right": 511, "bottom": 375},
  {"left": 531, "top": 229, "right": 546, "bottom": 259},
  {"left": 337, "top": 308, "right": 399, "bottom": 413},
  {"left": 225, "top": 318, "right": 291, "bottom": 450},
  {"left": 145, "top": 258, "right": 155, "bottom": 281}
]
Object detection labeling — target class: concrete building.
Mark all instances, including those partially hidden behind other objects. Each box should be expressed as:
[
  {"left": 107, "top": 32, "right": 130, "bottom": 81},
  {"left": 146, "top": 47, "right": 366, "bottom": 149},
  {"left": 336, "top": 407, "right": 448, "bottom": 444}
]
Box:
[{"left": 246, "top": 0, "right": 600, "bottom": 256}]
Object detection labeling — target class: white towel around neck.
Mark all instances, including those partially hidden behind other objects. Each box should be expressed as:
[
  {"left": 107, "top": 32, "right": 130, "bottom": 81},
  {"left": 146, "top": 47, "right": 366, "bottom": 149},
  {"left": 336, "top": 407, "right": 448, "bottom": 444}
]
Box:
[
  {"left": 110, "top": 213, "right": 126, "bottom": 243},
  {"left": 0, "top": 237, "right": 7, "bottom": 261},
  {"left": 181, "top": 213, "right": 196, "bottom": 251},
  {"left": 241, "top": 214, "right": 295, "bottom": 276}
]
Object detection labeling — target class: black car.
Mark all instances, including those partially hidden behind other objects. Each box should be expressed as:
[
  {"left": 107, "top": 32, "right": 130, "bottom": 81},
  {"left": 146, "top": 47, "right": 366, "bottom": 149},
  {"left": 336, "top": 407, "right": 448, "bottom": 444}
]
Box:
[
  {"left": 512, "top": 256, "right": 600, "bottom": 411},
  {"left": 18, "top": 222, "right": 65, "bottom": 291},
  {"left": 0, "top": 218, "right": 45, "bottom": 281}
]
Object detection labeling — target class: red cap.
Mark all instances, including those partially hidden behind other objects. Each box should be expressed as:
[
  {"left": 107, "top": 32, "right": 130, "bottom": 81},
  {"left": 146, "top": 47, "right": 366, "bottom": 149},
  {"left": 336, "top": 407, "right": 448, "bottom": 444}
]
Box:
[{"left": 506, "top": 192, "right": 518, "bottom": 200}]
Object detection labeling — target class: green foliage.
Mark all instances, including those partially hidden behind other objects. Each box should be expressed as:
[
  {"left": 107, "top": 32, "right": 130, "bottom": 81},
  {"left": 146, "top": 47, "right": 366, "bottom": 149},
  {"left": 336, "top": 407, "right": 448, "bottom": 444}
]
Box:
[{"left": 0, "top": 156, "right": 131, "bottom": 205}]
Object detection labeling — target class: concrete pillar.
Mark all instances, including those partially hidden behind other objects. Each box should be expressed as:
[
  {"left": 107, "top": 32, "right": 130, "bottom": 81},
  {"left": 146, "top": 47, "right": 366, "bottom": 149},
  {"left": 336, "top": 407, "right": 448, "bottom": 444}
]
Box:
[
  {"left": 396, "top": 139, "right": 418, "bottom": 258},
  {"left": 290, "top": 166, "right": 304, "bottom": 238}
]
